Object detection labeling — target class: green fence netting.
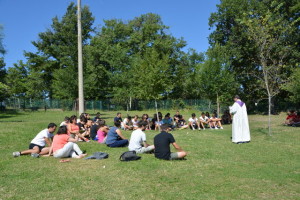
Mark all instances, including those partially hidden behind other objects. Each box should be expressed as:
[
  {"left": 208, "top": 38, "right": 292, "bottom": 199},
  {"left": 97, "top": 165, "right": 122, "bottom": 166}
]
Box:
[{"left": 3, "top": 98, "right": 227, "bottom": 112}]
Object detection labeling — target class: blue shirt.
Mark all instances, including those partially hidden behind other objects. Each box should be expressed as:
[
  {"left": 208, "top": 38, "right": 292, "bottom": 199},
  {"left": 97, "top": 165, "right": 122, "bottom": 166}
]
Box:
[
  {"left": 105, "top": 127, "right": 119, "bottom": 145},
  {"left": 114, "top": 117, "right": 122, "bottom": 123}
]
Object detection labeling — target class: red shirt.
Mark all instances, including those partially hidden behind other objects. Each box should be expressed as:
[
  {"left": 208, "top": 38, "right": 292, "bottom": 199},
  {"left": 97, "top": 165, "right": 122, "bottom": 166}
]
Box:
[
  {"left": 67, "top": 123, "right": 79, "bottom": 135},
  {"left": 286, "top": 114, "right": 296, "bottom": 120},
  {"left": 52, "top": 134, "right": 69, "bottom": 152}
]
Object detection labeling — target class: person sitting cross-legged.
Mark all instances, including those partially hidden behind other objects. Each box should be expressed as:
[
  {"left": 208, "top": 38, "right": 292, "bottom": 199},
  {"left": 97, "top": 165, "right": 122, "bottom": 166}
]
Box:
[
  {"left": 13, "top": 123, "right": 57, "bottom": 158},
  {"left": 128, "top": 121, "right": 155, "bottom": 154},
  {"left": 106, "top": 121, "right": 129, "bottom": 148},
  {"left": 177, "top": 115, "right": 189, "bottom": 129},
  {"left": 48, "top": 126, "right": 87, "bottom": 159},
  {"left": 154, "top": 124, "right": 187, "bottom": 160},
  {"left": 67, "top": 115, "right": 90, "bottom": 142},
  {"left": 121, "top": 116, "right": 133, "bottom": 130}
]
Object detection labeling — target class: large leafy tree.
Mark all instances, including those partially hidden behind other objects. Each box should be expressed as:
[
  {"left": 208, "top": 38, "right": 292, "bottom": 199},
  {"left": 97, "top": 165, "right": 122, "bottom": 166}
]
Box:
[
  {"left": 6, "top": 61, "right": 28, "bottom": 98},
  {"left": 86, "top": 13, "right": 187, "bottom": 105},
  {"left": 283, "top": 68, "right": 300, "bottom": 103},
  {"left": 24, "top": 2, "right": 94, "bottom": 99},
  {"left": 209, "top": 0, "right": 300, "bottom": 109},
  {"left": 0, "top": 25, "right": 9, "bottom": 101},
  {"left": 199, "top": 44, "right": 237, "bottom": 115},
  {"left": 170, "top": 49, "right": 205, "bottom": 99},
  {"left": 238, "top": 1, "right": 299, "bottom": 134}
]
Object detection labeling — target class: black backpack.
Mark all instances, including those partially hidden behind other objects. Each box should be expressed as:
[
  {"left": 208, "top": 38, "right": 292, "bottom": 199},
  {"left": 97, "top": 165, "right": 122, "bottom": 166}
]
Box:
[{"left": 119, "top": 151, "right": 141, "bottom": 162}]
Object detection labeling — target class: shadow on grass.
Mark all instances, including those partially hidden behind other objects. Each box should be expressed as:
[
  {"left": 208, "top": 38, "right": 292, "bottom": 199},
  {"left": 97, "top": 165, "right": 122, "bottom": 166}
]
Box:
[
  {"left": 254, "top": 127, "right": 269, "bottom": 135},
  {"left": 0, "top": 109, "right": 26, "bottom": 120}
]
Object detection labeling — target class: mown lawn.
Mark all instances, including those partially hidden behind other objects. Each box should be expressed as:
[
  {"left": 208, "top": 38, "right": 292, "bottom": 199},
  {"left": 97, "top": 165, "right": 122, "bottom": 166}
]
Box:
[{"left": 0, "top": 110, "right": 299, "bottom": 200}]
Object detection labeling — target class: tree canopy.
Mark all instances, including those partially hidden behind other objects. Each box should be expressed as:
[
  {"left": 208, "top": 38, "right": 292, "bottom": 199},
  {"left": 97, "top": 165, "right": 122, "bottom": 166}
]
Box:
[{"left": 2, "top": 1, "right": 299, "bottom": 112}]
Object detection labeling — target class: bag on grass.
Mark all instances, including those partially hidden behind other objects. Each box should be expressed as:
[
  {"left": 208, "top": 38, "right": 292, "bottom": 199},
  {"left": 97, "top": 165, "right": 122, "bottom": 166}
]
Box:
[
  {"left": 119, "top": 151, "right": 141, "bottom": 162},
  {"left": 84, "top": 152, "right": 109, "bottom": 160}
]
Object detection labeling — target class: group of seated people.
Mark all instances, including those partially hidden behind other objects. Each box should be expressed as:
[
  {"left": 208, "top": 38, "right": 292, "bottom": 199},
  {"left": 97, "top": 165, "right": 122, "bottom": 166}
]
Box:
[
  {"left": 12, "top": 110, "right": 229, "bottom": 161},
  {"left": 284, "top": 110, "right": 300, "bottom": 127},
  {"left": 118, "top": 111, "right": 226, "bottom": 131}
]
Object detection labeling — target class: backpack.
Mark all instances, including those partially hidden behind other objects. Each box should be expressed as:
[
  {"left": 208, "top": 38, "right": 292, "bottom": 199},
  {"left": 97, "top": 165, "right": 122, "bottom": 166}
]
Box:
[
  {"left": 119, "top": 151, "right": 141, "bottom": 162},
  {"left": 84, "top": 152, "right": 109, "bottom": 160}
]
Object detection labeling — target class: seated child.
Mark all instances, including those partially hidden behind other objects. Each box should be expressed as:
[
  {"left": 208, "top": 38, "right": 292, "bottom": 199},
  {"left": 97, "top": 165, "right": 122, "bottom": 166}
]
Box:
[{"left": 199, "top": 112, "right": 212, "bottom": 130}]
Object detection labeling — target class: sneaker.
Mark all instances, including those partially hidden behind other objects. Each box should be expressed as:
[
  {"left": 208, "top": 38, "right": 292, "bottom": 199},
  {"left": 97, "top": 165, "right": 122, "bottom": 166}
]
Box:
[
  {"left": 13, "top": 152, "right": 20, "bottom": 157},
  {"left": 220, "top": 127, "right": 224, "bottom": 129},
  {"left": 203, "top": 128, "right": 206, "bottom": 130},
  {"left": 84, "top": 138, "right": 90, "bottom": 142},
  {"left": 31, "top": 153, "right": 40, "bottom": 158},
  {"left": 215, "top": 127, "right": 219, "bottom": 129},
  {"left": 198, "top": 128, "right": 201, "bottom": 130}
]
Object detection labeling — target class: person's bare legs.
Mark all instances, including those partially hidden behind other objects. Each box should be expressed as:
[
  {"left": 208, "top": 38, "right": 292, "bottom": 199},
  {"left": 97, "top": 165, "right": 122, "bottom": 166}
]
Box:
[
  {"left": 39, "top": 147, "right": 50, "bottom": 155},
  {"left": 189, "top": 122, "right": 195, "bottom": 130},
  {"left": 20, "top": 146, "right": 40, "bottom": 155},
  {"left": 199, "top": 122, "right": 205, "bottom": 129},
  {"left": 217, "top": 121, "right": 223, "bottom": 129},
  {"left": 177, "top": 151, "right": 187, "bottom": 158}
]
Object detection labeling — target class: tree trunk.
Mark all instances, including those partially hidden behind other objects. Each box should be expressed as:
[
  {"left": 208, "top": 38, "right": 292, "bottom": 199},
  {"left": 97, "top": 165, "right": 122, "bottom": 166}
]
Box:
[
  {"left": 268, "top": 95, "right": 272, "bottom": 136},
  {"left": 216, "top": 93, "right": 220, "bottom": 117},
  {"left": 155, "top": 99, "right": 160, "bottom": 131}
]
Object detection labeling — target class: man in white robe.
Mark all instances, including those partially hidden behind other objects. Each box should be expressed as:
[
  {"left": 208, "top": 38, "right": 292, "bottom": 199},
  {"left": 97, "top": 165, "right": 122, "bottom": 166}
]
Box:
[{"left": 229, "top": 95, "right": 250, "bottom": 144}]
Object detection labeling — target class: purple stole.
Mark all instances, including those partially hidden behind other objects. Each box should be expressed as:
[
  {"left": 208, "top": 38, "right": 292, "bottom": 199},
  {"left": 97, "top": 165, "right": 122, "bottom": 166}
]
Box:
[{"left": 236, "top": 100, "right": 244, "bottom": 107}]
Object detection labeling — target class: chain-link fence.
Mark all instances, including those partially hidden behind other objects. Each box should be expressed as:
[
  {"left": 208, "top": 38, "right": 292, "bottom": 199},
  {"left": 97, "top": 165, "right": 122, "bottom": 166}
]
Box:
[{"left": 2, "top": 98, "right": 227, "bottom": 112}]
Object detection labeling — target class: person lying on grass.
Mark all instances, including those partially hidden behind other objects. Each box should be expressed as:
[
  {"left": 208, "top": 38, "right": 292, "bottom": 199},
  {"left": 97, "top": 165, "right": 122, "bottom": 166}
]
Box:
[
  {"left": 154, "top": 124, "right": 187, "bottom": 160},
  {"left": 13, "top": 123, "right": 57, "bottom": 158},
  {"left": 128, "top": 121, "right": 155, "bottom": 154},
  {"left": 47, "top": 126, "right": 87, "bottom": 159}
]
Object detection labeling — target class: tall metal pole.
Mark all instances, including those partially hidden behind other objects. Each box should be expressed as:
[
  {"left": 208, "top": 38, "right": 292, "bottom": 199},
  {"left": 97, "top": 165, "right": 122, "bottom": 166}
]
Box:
[{"left": 77, "top": 0, "right": 84, "bottom": 114}]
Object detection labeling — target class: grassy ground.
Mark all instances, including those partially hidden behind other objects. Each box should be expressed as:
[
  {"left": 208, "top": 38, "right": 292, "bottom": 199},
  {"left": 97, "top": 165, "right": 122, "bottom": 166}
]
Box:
[{"left": 0, "top": 110, "right": 299, "bottom": 200}]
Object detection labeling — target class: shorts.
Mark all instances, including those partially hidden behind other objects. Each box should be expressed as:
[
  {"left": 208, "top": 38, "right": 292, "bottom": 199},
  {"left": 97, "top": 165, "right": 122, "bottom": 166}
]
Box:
[
  {"left": 169, "top": 152, "right": 179, "bottom": 160},
  {"left": 189, "top": 124, "right": 198, "bottom": 129},
  {"left": 29, "top": 143, "right": 44, "bottom": 152}
]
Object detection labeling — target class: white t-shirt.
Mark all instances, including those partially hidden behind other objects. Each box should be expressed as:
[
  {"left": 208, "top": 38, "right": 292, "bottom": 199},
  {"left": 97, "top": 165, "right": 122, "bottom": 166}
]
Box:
[
  {"left": 189, "top": 117, "right": 198, "bottom": 124},
  {"left": 60, "top": 121, "right": 67, "bottom": 126},
  {"left": 132, "top": 119, "right": 139, "bottom": 127},
  {"left": 199, "top": 116, "right": 209, "bottom": 122},
  {"left": 128, "top": 129, "right": 146, "bottom": 151},
  {"left": 30, "top": 129, "right": 53, "bottom": 147},
  {"left": 121, "top": 118, "right": 129, "bottom": 128}
]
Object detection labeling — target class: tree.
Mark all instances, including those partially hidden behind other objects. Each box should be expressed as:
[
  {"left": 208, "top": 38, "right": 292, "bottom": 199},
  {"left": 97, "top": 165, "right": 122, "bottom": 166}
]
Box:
[
  {"left": 170, "top": 49, "right": 205, "bottom": 99},
  {"left": 238, "top": 1, "right": 299, "bottom": 134},
  {"left": 208, "top": 0, "right": 300, "bottom": 111},
  {"left": 24, "top": 2, "right": 94, "bottom": 99},
  {"left": 6, "top": 61, "right": 28, "bottom": 98},
  {"left": 0, "top": 25, "right": 8, "bottom": 101},
  {"left": 86, "top": 13, "right": 187, "bottom": 105},
  {"left": 283, "top": 68, "right": 300, "bottom": 103},
  {"left": 199, "top": 44, "right": 237, "bottom": 115}
]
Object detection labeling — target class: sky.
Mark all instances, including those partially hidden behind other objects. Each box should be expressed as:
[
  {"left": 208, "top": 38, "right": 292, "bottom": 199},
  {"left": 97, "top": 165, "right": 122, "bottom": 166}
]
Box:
[{"left": 0, "top": 0, "right": 220, "bottom": 68}]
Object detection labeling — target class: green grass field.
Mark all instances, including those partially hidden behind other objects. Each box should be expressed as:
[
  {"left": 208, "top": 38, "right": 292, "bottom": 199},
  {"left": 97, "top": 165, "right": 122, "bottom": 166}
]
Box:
[{"left": 0, "top": 110, "right": 299, "bottom": 200}]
